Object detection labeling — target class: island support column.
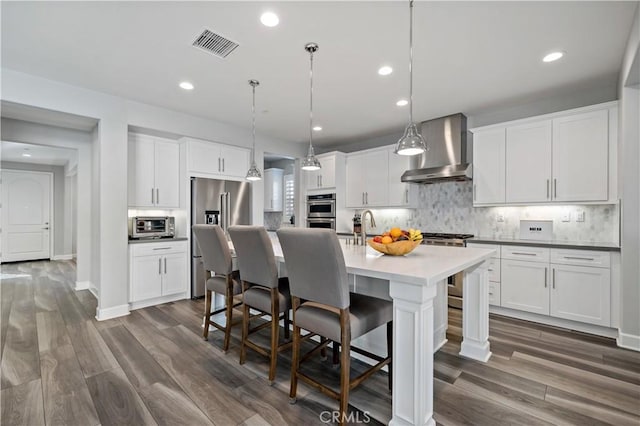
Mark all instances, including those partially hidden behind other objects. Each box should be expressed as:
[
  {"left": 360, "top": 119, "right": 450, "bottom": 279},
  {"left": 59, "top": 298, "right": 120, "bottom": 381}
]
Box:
[
  {"left": 388, "top": 280, "right": 437, "bottom": 426},
  {"left": 460, "top": 261, "right": 492, "bottom": 361}
]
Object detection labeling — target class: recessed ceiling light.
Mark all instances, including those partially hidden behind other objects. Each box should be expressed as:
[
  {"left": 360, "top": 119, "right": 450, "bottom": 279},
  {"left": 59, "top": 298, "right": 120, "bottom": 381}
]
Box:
[
  {"left": 179, "top": 81, "right": 194, "bottom": 90},
  {"left": 542, "top": 51, "right": 564, "bottom": 63},
  {"left": 260, "top": 12, "right": 279, "bottom": 27},
  {"left": 378, "top": 66, "right": 393, "bottom": 76},
  {"left": 313, "top": 126, "right": 323, "bottom": 131},
  {"left": 396, "top": 99, "right": 409, "bottom": 107},
  {"left": 22, "top": 153, "right": 32, "bottom": 157}
]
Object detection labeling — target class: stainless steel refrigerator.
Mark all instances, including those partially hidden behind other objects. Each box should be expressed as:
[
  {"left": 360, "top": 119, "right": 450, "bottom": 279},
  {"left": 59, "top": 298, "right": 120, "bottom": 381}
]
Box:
[{"left": 191, "top": 177, "right": 251, "bottom": 298}]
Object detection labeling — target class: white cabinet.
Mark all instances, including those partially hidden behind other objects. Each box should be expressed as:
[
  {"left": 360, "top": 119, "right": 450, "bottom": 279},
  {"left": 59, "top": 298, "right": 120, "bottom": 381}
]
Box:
[
  {"left": 305, "top": 153, "right": 342, "bottom": 191},
  {"left": 129, "top": 241, "right": 189, "bottom": 308},
  {"left": 264, "top": 168, "right": 284, "bottom": 212},
  {"left": 186, "top": 138, "right": 250, "bottom": 179},
  {"left": 505, "top": 121, "right": 552, "bottom": 203},
  {"left": 502, "top": 258, "right": 550, "bottom": 315},
  {"left": 128, "top": 134, "right": 180, "bottom": 208},
  {"left": 387, "top": 147, "right": 414, "bottom": 207},
  {"left": 552, "top": 110, "right": 609, "bottom": 202},
  {"left": 472, "top": 128, "right": 505, "bottom": 204},
  {"left": 467, "top": 242, "right": 501, "bottom": 306},
  {"left": 345, "top": 150, "right": 388, "bottom": 207}
]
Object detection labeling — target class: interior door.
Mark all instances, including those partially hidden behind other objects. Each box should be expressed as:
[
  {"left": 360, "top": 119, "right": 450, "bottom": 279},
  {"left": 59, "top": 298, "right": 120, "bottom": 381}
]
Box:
[{"left": 1, "top": 170, "right": 52, "bottom": 262}]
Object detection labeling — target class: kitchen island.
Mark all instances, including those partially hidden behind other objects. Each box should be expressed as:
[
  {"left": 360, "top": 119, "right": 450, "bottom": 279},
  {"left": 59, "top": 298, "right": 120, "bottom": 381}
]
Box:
[{"left": 271, "top": 240, "right": 495, "bottom": 426}]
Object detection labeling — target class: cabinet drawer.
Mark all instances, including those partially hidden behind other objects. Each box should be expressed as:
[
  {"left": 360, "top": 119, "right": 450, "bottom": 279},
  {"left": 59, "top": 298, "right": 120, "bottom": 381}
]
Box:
[
  {"left": 467, "top": 243, "right": 500, "bottom": 258},
  {"left": 501, "top": 245, "right": 550, "bottom": 263},
  {"left": 488, "top": 281, "right": 500, "bottom": 306},
  {"left": 131, "top": 241, "right": 187, "bottom": 257},
  {"left": 487, "top": 257, "right": 501, "bottom": 282},
  {"left": 550, "top": 249, "right": 610, "bottom": 268}
]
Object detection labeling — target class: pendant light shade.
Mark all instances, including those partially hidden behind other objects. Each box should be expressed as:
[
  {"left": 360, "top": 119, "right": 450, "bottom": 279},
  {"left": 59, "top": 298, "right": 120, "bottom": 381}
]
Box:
[
  {"left": 246, "top": 79, "right": 262, "bottom": 181},
  {"left": 395, "top": 0, "right": 427, "bottom": 156},
  {"left": 301, "top": 42, "right": 322, "bottom": 171}
]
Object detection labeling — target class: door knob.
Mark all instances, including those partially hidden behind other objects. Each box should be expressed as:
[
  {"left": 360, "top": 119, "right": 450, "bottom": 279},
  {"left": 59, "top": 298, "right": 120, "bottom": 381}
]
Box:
[{"left": 43, "top": 227, "right": 49, "bottom": 230}]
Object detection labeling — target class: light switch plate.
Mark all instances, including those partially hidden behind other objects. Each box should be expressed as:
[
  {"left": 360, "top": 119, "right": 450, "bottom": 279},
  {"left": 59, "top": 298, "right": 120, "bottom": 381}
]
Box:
[
  {"left": 562, "top": 212, "right": 571, "bottom": 222},
  {"left": 576, "top": 210, "right": 585, "bottom": 222},
  {"left": 519, "top": 220, "right": 553, "bottom": 240}
]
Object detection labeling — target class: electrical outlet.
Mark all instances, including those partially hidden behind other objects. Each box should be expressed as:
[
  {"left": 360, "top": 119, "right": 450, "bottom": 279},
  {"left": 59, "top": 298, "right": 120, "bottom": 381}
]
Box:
[
  {"left": 496, "top": 213, "right": 505, "bottom": 223},
  {"left": 576, "top": 210, "right": 585, "bottom": 222},
  {"left": 562, "top": 212, "right": 571, "bottom": 222}
]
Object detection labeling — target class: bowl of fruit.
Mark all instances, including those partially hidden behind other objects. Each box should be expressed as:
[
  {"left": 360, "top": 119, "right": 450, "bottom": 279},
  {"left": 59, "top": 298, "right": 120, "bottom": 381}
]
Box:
[{"left": 368, "top": 228, "right": 423, "bottom": 256}]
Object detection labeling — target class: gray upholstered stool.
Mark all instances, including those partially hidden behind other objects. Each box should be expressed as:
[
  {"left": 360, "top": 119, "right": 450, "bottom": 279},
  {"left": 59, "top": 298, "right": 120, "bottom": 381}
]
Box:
[
  {"left": 192, "top": 224, "right": 243, "bottom": 352},
  {"left": 277, "top": 228, "right": 392, "bottom": 426},
  {"left": 228, "top": 226, "right": 292, "bottom": 384}
]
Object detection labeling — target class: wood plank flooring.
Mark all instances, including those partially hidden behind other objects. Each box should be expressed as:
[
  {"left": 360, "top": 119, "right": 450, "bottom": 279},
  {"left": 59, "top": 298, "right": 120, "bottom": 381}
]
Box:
[{"left": 1, "top": 259, "right": 639, "bottom": 425}]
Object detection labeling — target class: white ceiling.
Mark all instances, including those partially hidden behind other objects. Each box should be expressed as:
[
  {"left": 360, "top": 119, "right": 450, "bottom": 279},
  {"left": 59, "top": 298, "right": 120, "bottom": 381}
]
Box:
[
  {"left": 1, "top": 141, "right": 77, "bottom": 167},
  {"left": 1, "top": 1, "right": 637, "bottom": 146}
]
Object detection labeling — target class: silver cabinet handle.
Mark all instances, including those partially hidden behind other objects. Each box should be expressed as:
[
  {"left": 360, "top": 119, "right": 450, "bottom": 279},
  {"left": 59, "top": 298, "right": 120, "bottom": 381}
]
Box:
[
  {"left": 552, "top": 268, "right": 556, "bottom": 289},
  {"left": 512, "top": 252, "right": 537, "bottom": 256},
  {"left": 366, "top": 192, "right": 368, "bottom": 204},
  {"left": 164, "top": 257, "right": 167, "bottom": 274},
  {"left": 563, "top": 256, "right": 595, "bottom": 261},
  {"left": 222, "top": 158, "right": 225, "bottom": 172},
  {"left": 151, "top": 188, "right": 155, "bottom": 204},
  {"left": 546, "top": 179, "right": 550, "bottom": 199},
  {"left": 405, "top": 189, "right": 409, "bottom": 204},
  {"left": 152, "top": 247, "right": 171, "bottom": 250},
  {"left": 317, "top": 175, "right": 321, "bottom": 187},
  {"left": 158, "top": 258, "right": 162, "bottom": 275},
  {"left": 554, "top": 179, "right": 557, "bottom": 198},
  {"left": 156, "top": 188, "right": 159, "bottom": 205},
  {"left": 473, "top": 184, "right": 477, "bottom": 201},
  {"left": 489, "top": 292, "right": 494, "bottom": 296},
  {"left": 362, "top": 192, "right": 365, "bottom": 205},
  {"left": 487, "top": 268, "right": 494, "bottom": 272},
  {"left": 544, "top": 267, "right": 547, "bottom": 288},
  {"left": 42, "top": 227, "right": 49, "bottom": 230},
  {"left": 218, "top": 157, "right": 221, "bottom": 172}
]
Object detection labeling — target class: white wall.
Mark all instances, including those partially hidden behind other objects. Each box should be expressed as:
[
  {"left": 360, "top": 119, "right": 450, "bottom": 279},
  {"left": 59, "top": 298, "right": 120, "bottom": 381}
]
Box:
[{"left": 617, "top": 2, "right": 640, "bottom": 350}]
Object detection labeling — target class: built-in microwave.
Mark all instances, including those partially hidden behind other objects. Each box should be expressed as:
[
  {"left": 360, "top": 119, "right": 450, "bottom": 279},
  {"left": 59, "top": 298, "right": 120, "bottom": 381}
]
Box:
[
  {"left": 129, "top": 216, "right": 175, "bottom": 239},
  {"left": 306, "top": 193, "right": 336, "bottom": 218}
]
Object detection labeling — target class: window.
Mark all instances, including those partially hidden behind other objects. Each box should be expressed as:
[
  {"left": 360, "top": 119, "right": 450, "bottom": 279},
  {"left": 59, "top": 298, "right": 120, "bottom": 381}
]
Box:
[{"left": 284, "top": 174, "right": 295, "bottom": 219}]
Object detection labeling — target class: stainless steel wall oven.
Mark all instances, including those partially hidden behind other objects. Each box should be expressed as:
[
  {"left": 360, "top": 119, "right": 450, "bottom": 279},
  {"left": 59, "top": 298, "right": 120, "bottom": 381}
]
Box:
[{"left": 306, "top": 193, "right": 336, "bottom": 230}]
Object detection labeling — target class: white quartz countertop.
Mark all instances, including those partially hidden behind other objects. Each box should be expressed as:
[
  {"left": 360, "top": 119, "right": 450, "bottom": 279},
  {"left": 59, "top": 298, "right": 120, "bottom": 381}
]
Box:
[{"left": 268, "top": 238, "right": 495, "bottom": 286}]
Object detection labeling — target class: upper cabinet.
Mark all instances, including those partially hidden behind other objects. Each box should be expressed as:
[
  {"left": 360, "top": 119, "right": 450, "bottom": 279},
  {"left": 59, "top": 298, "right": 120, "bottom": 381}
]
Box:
[
  {"left": 472, "top": 102, "right": 617, "bottom": 206},
  {"left": 305, "top": 152, "right": 345, "bottom": 192},
  {"left": 186, "top": 138, "right": 250, "bottom": 179},
  {"left": 387, "top": 147, "right": 415, "bottom": 207},
  {"left": 264, "top": 168, "right": 284, "bottom": 212},
  {"left": 128, "top": 133, "right": 180, "bottom": 208}
]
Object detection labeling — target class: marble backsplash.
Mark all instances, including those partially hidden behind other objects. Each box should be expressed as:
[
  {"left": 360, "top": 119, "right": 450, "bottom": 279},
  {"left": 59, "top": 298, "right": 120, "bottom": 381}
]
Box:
[{"left": 361, "top": 181, "right": 619, "bottom": 244}]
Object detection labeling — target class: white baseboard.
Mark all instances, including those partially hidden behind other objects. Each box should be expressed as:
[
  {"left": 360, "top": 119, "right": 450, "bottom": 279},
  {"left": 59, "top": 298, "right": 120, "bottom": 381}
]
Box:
[
  {"left": 128, "top": 292, "right": 189, "bottom": 311},
  {"left": 95, "top": 304, "right": 130, "bottom": 321},
  {"left": 52, "top": 254, "right": 74, "bottom": 261},
  {"left": 617, "top": 331, "right": 640, "bottom": 351},
  {"left": 75, "top": 280, "right": 91, "bottom": 291},
  {"left": 89, "top": 286, "right": 99, "bottom": 299}
]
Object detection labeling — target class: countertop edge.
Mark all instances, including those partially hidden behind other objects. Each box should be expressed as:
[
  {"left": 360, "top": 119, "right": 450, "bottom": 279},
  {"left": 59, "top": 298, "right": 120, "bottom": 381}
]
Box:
[
  {"left": 128, "top": 237, "right": 188, "bottom": 244},
  {"left": 468, "top": 238, "right": 620, "bottom": 252}
]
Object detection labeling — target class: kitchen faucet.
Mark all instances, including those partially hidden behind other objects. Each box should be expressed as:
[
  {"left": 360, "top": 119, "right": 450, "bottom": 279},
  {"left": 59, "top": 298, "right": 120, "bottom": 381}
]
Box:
[{"left": 360, "top": 210, "right": 376, "bottom": 245}]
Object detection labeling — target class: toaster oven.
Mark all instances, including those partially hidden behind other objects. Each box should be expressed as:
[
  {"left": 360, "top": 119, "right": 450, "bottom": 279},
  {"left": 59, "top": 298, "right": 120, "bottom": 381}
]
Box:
[{"left": 129, "top": 216, "right": 175, "bottom": 239}]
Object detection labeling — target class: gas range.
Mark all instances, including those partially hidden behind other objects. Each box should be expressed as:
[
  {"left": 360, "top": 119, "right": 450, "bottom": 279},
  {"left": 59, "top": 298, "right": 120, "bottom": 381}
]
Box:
[{"left": 421, "top": 233, "right": 474, "bottom": 247}]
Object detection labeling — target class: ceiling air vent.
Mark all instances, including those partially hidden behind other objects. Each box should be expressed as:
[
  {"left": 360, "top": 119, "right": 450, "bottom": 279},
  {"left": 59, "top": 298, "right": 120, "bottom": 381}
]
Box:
[{"left": 192, "top": 29, "right": 239, "bottom": 58}]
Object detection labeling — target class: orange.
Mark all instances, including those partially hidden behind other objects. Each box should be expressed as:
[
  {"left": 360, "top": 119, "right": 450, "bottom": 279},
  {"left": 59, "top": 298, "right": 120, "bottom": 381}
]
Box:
[
  {"left": 390, "top": 227, "right": 403, "bottom": 239},
  {"left": 381, "top": 236, "right": 393, "bottom": 244}
]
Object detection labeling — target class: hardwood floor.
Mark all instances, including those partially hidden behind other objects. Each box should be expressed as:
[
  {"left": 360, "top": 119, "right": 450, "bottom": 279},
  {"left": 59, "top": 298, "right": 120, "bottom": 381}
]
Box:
[{"left": 1, "top": 259, "right": 639, "bottom": 425}]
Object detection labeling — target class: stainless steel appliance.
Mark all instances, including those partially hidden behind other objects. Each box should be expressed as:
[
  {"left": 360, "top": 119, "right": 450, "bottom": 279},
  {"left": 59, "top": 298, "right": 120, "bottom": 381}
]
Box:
[
  {"left": 422, "top": 233, "right": 474, "bottom": 308},
  {"left": 191, "top": 177, "right": 251, "bottom": 298},
  {"left": 129, "top": 216, "right": 175, "bottom": 239},
  {"left": 306, "top": 193, "right": 336, "bottom": 229}
]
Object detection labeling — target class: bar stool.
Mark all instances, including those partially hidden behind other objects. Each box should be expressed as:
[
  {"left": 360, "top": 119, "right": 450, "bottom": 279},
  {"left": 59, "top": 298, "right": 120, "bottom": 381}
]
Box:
[
  {"left": 228, "top": 226, "right": 292, "bottom": 384},
  {"left": 192, "top": 224, "right": 243, "bottom": 352},
  {"left": 277, "top": 228, "right": 392, "bottom": 426}
]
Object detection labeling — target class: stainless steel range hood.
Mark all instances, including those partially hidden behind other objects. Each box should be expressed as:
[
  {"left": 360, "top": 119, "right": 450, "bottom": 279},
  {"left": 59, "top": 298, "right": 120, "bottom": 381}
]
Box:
[{"left": 401, "top": 113, "right": 472, "bottom": 184}]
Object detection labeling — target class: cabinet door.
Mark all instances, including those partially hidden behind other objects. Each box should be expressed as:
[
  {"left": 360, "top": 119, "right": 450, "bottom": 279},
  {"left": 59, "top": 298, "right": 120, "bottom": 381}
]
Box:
[
  {"left": 473, "top": 128, "right": 506, "bottom": 204},
  {"left": 154, "top": 141, "right": 180, "bottom": 208},
  {"left": 129, "top": 136, "right": 156, "bottom": 207},
  {"left": 364, "top": 150, "right": 389, "bottom": 206},
  {"left": 501, "top": 259, "right": 549, "bottom": 315},
  {"left": 550, "top": 264, "right": 610, "bottom": 326},
  {"left": 552, "top": 110, "right": 608, "bottom": 202},
  {"left": 388, "top": 147, "right": 412, "bottom": 206},
  {"left": 220, "top": 145, "right": 250, "bottom": 178},
  {"left": 319, "top": 155, "right": 336, "bottom": 188},
  {"left": 506, "top": 121, "right": 552, "bottom": 203},
  {"left": 305, "top": 169, "right": 320, "bottom": 190},
  {"left": 188, "top": 140, "right": 221, "bottom": 175},
  {"left": 162, "top": 253, "right": 188, "bottom": 296},
  {"left": 264, "top": 169, "right": 283, "bottom": 212},
  {"left": 346, "top": 154, "right": 367, "bottom": 207},
  {"left": 131, "top": 255, "right": 163, "bottom": 302}
]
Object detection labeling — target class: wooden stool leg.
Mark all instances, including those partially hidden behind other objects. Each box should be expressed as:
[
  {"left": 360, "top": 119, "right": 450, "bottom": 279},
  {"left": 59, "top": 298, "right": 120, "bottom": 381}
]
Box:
[
  {"left": 240, "top": 299, "right": 249, "bottom": 365},
  {"left": 203, "top": 289, "right": 212, "bottom": 340},
  {"left": 222, "top": 277, "right": 233, "bottom": 352},
  {"left": 339, "top": 309, "right": 351, "bottom": 426},
  {"left": 268, "top": 289, "right": 279, "bottom": 384},
  {"left": 387, "top": 320, "right": 393, "bottom": 394},
  {"left": 289, "top": 298, "right": 300, "bottom": 403}
]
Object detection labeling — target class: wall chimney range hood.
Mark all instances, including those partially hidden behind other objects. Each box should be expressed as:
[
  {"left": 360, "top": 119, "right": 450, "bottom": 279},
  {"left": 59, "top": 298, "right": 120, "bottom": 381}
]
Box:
[{"left": 401, "top": 113, "right": 472, "bottom": 184}]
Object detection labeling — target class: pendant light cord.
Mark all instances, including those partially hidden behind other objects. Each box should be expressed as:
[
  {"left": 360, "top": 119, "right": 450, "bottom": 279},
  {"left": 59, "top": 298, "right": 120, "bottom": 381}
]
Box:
[
  {"left": 309, "top": 48, "right": 314, "bottom": 150},
  {"left": 409, "top": 0, "right": 414, "bottom": 125},
  {"left": 251, "top": 83, "right": 256, "bottom": 163}
]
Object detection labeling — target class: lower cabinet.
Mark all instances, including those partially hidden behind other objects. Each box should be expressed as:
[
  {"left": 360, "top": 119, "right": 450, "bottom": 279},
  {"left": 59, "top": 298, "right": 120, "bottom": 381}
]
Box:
[
  {"left": 129, "top": 241, "right": 189, "bottom": 307},
  {"left": 502, "top": 259, "right": 550, "bottom": 315}
]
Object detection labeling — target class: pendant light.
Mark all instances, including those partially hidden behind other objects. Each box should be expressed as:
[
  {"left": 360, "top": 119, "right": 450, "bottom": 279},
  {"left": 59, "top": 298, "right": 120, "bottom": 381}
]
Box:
[
  {"left": 301, "top": 42, "right": 321, "bottom": 171},
  {"left": 394, "top": 0, "right": 427, "bottom": 156},
  {"left": 246, "top": 79, "right": 262, "bottom": 181}
]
